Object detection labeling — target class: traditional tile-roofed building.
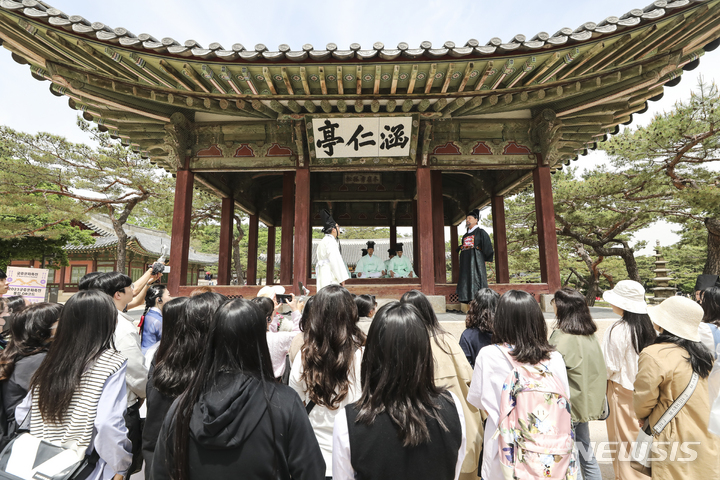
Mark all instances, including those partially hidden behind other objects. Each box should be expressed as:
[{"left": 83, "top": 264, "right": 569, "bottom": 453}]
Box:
[
  {"left": 1, "top": 0, "right": 719, "bottom": 301},
  {"left": 9, "top": 214, "right": 217, "bottom": 300}
]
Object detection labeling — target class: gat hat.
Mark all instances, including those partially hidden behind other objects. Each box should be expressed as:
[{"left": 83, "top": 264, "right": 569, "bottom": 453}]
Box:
[
  {"left": 320, "top": 209, "right": 337, "bottom": 233},
  {"left": 257, "top": 285, "right": 285, "bottom": 299},
  {"left": 361, "top": 249, "right": 368, "bottom": 257},
  {"left": 695, "top": 274, "right": 720, "bottom": 292},
  {"left": 647, "top": 296, "right": 703, "bottom": 342},
  {"left": 366, "top": 241, "right": 376, "bottom": 250},
  {"left": 466, "top": 209, "right": 480, "bottom": 220},
  {"left": 396, "top": 243, "right": 404, "bottom": 252},
  {"left": 602, "top": 280, "right": 647, "bottom": 314},
  {"left": 387, "top": 248, "right": 396, "bottom": 256}
]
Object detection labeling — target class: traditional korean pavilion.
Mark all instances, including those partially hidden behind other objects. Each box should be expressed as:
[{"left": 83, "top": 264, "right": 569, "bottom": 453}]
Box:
[{"left": 1, "top": 0, "right": 719, "bottom": 301}]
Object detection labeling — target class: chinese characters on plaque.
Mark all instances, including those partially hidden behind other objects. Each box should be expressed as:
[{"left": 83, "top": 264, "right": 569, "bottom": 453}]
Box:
[{"left": 312, "top": 117, "right": 412, "bottom": 158}]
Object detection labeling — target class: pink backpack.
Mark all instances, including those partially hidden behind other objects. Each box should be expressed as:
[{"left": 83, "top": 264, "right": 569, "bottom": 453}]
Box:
[{"left": 493, "top": 345, "right": 576, "bottom": 480}]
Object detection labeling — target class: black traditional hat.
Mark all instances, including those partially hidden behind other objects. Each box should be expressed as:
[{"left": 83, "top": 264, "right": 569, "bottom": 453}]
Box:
[
  {"left": 361, "top": 248, "right": 368, "bottom": 257},
  {"left": 387, "top": 248, "right": 396, "bottom": 256},
  {"left": 466, "top": 209, "right": 480, "bottom": 220},
  {"left": 695, "top": 274, "right": 720, "bottom": 292},
  {"left": 320, "top": 209, "right": 337, "bottom": 233},
  {"left": 366, "top": 241, "right": 376, "bottom": 250},
  {"left": 396, "top": 243, "right": 404, "bottom": 252}
]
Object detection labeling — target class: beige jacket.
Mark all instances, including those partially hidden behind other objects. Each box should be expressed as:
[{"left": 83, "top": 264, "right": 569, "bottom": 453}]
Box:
[
  {"left": 432, "top": 332, "right": 483, "bottom": 475},
  {"left": 634, "top": 343, "right": 720, "bottom": 480}
]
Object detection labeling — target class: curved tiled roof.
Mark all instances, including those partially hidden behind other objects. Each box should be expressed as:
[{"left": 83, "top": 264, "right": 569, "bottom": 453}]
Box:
[{"left": 0, "top": 0, "right": 697, "bottom": 62}]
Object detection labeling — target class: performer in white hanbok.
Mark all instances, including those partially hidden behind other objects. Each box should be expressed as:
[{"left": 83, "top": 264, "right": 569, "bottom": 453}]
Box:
[
  {"left": 315, "top": 209, "right": 350, "bottom": 292},
  {"left": 356, "top": 241, "right": 385, "bottom": 278},
  {"left": 387, "top": 243, "right": 416, "bottom": 278}
]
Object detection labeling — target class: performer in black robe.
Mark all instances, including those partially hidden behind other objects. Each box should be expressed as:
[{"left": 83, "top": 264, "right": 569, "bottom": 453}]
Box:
[{"left": 456, "top": 209, "right": 494, "bottom": 303}]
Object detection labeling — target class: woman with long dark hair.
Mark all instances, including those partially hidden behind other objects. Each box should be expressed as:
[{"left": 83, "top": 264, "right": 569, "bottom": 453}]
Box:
[
  {"left": 16, "top": 290, "right": 131, "bottom": 480},
  {"left": 634, "top": 296, "right": 719, "bottom": 478},
  {"left": 549, "top": 288, "right": 606, "bottom": 480},
  {"left": 601, "top": 280, "right": 656, "bottom": 480},
  {"left": 460, "top": 288, "right": 499, "bottom": 367},
  {"left": 0, "top": 302, "right": 61, "bottom": 441},
  {"left": 140, "top": 284, "right": 171, "bottom": 354},
  {"left": 400, "top": 290, "right": 482, "bottom": 480},
  {"left": 332, "top": 301, "right": 466, "bottom": 480},
  {"left": 466, "top": 290, "right": 571, "bottom": 480},
  {"left": 141, "top": 296, "right": 190, "bottom": 472},
  {"left": 151, "top": 298, "right": 324, "bottom": 480},
  {"left": 700, "top": 285, "right": 720, "bottom": 356},
  {"left": 289, "top": 284, "right": 365, "bottom": 478}
]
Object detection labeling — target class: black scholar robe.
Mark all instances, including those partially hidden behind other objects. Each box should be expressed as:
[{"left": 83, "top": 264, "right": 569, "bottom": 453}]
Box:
[{"left": 456, "top": 227, "right": 494, "bottom": 303}]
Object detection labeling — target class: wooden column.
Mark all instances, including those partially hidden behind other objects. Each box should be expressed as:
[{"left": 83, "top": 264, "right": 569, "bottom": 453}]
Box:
[
  {"left": 533, "top": 157, "right": 561, "bottom": 292},
  {"left": 450, "top": 224, "right": 460, "bottom": 284},
  {"left": 431, "top": 171, "right": 446, "bottom": 284},
  {"left": 91, "top": 255, "right": 98, "bottom": 273},
  {"left": 389, "top": 224, "right": 397, "bottom": 248},
  {"left": 280, "top": 172, "right": 295, "bottom": 285},
  {"left": 168, "top": 167, "right": 194, "bottom": 296},
  {"left": 266, "top": 226, "right": 276, "bottom": 285},
  {"left": 412, "top": 200, "right": 420, "bottom": 276},
  {"left": 246, "top": 214, "right": 259, "bottom": 285},
  {"left": 416, "top": 168, "right": 435, "bottom": 294},
  {"left": 491, "top": 195, "right": 510, "bottom": 284},
  {"left": 217, "top": 197, "right": 234, "bottom": 285},
  {"left": 58, "top": 266, "right": 66, "bottom": 291},
  {"left": 293, "top": 168, "right": 311, "bottom": 294}
]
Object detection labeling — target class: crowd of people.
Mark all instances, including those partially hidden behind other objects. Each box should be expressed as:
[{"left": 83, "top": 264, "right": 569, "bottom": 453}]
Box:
[{"left": 0, "top": 265, "right": 719, "bottom": 479}]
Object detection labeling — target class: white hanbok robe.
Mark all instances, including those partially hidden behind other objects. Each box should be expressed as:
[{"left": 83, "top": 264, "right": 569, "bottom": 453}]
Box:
[
  {"left": 356, "top": 254, "right": 384, "bottom": 278},
  {"left": 316, "top": 234, "right": 350, "bottom": 291}
]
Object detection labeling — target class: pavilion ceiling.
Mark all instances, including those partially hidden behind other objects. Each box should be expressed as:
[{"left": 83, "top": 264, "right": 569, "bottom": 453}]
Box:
[{"left": 1, "top": 0, "right": 720, "bottom": 225}]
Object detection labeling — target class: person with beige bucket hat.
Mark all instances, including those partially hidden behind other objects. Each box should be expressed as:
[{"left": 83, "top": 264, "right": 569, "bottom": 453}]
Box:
[
  {"left": 601, "top": 280, "right": 657, "bottom": 480},
  {"left": 633, "top": 296, "right": 719, "bottom": 479}
]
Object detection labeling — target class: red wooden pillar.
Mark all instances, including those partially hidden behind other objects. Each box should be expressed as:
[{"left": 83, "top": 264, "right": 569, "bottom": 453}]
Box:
[
  {"left": 217, "top": 197, "right": 234, "bottom": 285},
  {"left": 58, "top": 266, "right": 66, "bottom": 291},
  {"left": 450, "top": 224, "right": 459, "bottom": 284},
  {"left": 416, "top": 167, "right": 435, "bottom": 294},
  {"left": 168, "top": 167, "right": 194, "bottom": 296},
  {"left": 266, "top": 226, "right": 276, "bottom": 285},
  {"left": 246, "top": 214, "right": 259, "bottom": 285},
  {"left": 280, "top": 172, "right": 295, "bottom": 285},
  {"left": 491, "top": 195, "right": 510, "bottom": 284},
  {"left": 412, "top": 200, "right": 419, "bottom": 276},
  {"left": 431, "top": 171, "right": 446, "bottom": 284},
  {"left": 533, "top": 157, "right": 561, "bottom": 292},
  {"left": 293, "top": 168, "right": 311, "bottom": 294},
  {"left": 389, "top": 224, "right": 397, "bottom": 249}
]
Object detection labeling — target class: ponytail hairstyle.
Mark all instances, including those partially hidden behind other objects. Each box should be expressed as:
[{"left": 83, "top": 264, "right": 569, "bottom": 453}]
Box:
[
  {"left": 0, "top": 302, "right": 62, "bottom": 381},
  {"left": 143, "top": 284, "right": 167, "bottom": 319}
]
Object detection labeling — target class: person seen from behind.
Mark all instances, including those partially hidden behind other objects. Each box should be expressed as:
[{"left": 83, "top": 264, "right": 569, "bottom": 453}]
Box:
[
  {"left": 290, "top": 284, "right": 365, "bottom": 478},
  {"left": 151, "top": 298, "right": 325, "bottom": 480},
  {"left": 16, "top": 290, "right": 131, "bottom": 480},
  {"left": 550, "top": 288, "right": 607, "bottom": 480},
  {"left": 142, "top": 293, "right": 225, "bottom": 472},
  {"left": 252, "top": 292, "right": 302, "bottom": 380},
  {"left": 460, "top": 288, "right": 499, "bottom": 368},
  {"left": 94, "top": 271, "right": 147, "bottom": 475},
  {"left": 355, "top": 294, "right": 377, "bottom": 335},
  {"left": 634, "top": 296, "right": 720, "bottom": 478},
  {"left": 466, "top": 290, "right": 573, "bottom": 480},
  {"left": 332, "top": 301, "right": 466, "bottom": 480},
  {"left": 601, "top": 280, "right": 656, "bottom": 480},
  {"left": 0, "top": 302, "right": 61, "bottom": 448},
  {"left": 401, "top": 289, "right": 482, "bottom": 480},
  {"left": 699, "top": 285, "right": 720, "bottom": 358}
]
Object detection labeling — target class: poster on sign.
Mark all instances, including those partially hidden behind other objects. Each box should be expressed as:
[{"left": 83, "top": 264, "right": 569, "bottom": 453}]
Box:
[
  {"left": 312, "top": 117, "right": 413, "bottom": 158},
  {"left": 3, "top": 267, "right": 49, "bottom": 303}
]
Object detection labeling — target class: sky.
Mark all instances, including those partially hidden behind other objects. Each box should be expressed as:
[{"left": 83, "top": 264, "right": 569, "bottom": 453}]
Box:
[{"left": 1, "top": 0, "right": 719, "bottom": 254}]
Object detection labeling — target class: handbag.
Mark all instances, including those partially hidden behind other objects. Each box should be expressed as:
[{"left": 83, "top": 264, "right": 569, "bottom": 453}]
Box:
[
  {"left": 629, "top": 371, "right": 699, "bottom": 476},
  {"left": 598, "top": 395, "right": 610, "bottom": 421},
  {"left": 0, "top": 433, "right": 98, "bottom": 480}
]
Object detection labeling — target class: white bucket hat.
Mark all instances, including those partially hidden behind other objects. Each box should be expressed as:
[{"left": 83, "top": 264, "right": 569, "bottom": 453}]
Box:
[
  {"left": 647, "top": 296, "right": 703, "bottom": 342},
  {"left": 602, "top": 280, "right": 647, "bottom": 314},
  {"left": 257, "top": 285, "right": 285, "bottom": 299}
]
